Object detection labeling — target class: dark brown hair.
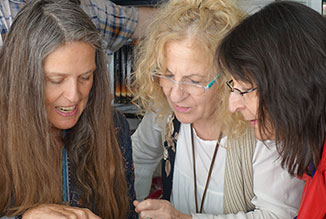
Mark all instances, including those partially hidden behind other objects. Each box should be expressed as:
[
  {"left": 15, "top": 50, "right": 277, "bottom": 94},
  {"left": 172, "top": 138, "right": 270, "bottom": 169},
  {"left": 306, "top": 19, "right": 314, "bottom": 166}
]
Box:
[{"left": 217, "top": 1, "right": 326, "bottom": 177}]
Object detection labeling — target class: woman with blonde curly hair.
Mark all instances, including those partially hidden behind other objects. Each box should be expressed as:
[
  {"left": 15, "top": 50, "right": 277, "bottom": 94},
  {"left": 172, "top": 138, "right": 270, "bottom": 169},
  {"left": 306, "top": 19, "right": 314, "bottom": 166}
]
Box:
[{"left": 131, "top": 0, "right": 304, "bottom": 218}]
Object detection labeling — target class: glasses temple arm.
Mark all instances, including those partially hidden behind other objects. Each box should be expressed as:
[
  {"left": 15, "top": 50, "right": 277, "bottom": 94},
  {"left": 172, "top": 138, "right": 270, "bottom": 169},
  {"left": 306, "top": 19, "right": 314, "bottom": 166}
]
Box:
[{"left": 207, "top": 73, "right": 222, "bottom": 88}]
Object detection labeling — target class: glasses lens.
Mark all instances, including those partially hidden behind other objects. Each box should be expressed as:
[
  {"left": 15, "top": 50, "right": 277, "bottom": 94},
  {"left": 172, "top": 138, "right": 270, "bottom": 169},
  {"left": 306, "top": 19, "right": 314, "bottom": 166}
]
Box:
[
  {"left": 152, "top": 74, "right": 170, "bottom": 88},
  {"left": 152, "top": 74, "right": 206, "bottom": 95},
  {"left": 182, "top": 83, "right": 204, "bottom": 95}
]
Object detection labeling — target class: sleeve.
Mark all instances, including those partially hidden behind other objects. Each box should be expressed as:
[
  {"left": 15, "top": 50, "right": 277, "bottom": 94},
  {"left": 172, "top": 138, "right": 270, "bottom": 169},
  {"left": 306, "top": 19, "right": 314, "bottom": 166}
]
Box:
[
  {"left": 79, "top": 0, "right": 138, "bottom": 52},
  {"left": 0, "top": 1, "right": 14, "bottom": 47},
  {"left": 131, "top": 112, "right": 164, "bottom": 201},
  {"left": 192, "top": 140, "right": 305, "bottom": 219},
  {"left": 113, "top": 110, "right": 138, "bottom": 219}
]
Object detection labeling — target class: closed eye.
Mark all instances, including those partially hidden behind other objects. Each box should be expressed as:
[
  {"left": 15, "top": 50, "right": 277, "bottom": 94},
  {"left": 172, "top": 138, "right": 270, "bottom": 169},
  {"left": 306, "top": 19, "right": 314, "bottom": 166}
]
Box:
[
  {"left": 190, "top": 79, "right": 201, "bottom": 84},
  {"left": 164, "top": 73, "right": 174, "bottom": 79},
  {"left": 183, "top": 77, "right": 203, "bottom": 85},
  {"left": 46, "top": 77, "right": 64, "bottom": 84},
  {"left": 79, "top": 73, "right": 93, "bottom": 81}
]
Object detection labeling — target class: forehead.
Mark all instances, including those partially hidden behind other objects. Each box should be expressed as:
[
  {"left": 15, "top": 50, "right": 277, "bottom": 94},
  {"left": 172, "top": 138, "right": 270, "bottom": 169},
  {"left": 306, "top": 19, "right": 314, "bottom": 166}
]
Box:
[
  {"left": 165, "top": 38, "right": 209, "bottom": 56},
  {"left": 232, "top": 77, "right": 256, "bottom": 89},
  {"left": 163, "top": 39, "right": 212, "bottom": 74},
  {"left": 43, "top": 41, "right": 96, "bottom": 75}
]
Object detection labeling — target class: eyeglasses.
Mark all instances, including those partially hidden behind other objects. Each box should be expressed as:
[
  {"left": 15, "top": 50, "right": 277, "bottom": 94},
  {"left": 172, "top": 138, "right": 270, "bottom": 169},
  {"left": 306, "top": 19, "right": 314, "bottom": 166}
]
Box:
[
  {"left": 151, "top": 72, "right": 222, "bottom": 96},
  {"left": 226, "top": 79, "right": 257, "bottom": 102}
]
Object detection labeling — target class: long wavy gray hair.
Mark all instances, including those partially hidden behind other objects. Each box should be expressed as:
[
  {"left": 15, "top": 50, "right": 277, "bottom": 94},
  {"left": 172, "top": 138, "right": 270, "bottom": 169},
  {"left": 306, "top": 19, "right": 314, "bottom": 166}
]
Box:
[{"left": 0, "top": 0, "right": 128, "bottom": 217}]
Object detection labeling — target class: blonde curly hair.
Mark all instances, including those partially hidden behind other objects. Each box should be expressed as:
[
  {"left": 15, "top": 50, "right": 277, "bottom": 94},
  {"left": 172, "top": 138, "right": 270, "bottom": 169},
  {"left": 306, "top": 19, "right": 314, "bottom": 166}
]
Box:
[{"left": 132, "top": 0, "right": 248, "bottom": 136}]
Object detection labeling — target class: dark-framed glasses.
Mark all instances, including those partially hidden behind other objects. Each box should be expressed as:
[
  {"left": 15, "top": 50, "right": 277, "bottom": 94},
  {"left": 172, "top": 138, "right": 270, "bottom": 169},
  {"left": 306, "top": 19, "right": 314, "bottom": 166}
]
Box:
[
  {"left": 151, "top": 72, "right": 222, "bottom": 96},
  {"left": 226, "top": 79, "right": 257, "bottom": 100}
]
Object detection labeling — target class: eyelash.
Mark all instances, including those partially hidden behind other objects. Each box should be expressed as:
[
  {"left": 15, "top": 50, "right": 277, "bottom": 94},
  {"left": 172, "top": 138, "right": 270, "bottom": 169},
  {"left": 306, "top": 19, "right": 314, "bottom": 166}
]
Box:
[
  {"left": 80, "top": 75, "right": 91, "bottom": 81},
  {"left": 190, "top": 79, "right": 200, "bottom": 84},
  {"left": 164, "top": 74, "right": 202, "bottom": 84},
  {"left": 47, "top": 74, "right": 92, "bottom": 84},
  {"left": 49, "top": 79, "right": 63, "bottom": 84}
]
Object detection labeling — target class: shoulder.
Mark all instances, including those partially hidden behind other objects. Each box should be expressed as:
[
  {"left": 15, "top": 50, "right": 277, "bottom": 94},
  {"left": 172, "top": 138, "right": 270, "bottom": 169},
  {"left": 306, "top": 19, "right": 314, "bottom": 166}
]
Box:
[
  {"left": 225, "top": 128, "right": 257, "bottom": 152},
  {"left": 113, "top": 109, "right": 129, "bottom": 129}
]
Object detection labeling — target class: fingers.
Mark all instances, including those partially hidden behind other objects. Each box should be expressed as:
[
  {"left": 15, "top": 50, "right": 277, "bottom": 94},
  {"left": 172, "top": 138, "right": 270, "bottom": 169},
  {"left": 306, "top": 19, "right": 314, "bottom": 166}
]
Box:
[
  {"left": 133, "top": 200, "right": 140, "bottom": 208},
  {"left": 133, "top": 199, "right": 175, "bottom": 219},
  {"left": 134, "top": 199, "right": 160, "bottom": 212},
  {"left": 62, "top": 207, "right": 101, "bottom": 219},
  {"left": 139, "top": 209, "right": 165, "bottom": 219},
  {"left": 22, "top": 204, "right": 101, "bottom": 219}
]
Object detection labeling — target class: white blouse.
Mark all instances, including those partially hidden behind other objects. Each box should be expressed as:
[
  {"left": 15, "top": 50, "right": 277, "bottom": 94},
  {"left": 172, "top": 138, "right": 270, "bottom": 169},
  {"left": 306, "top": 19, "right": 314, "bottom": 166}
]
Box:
[{"left": 171, "top": 123, "right": 227, "bottom": 214}]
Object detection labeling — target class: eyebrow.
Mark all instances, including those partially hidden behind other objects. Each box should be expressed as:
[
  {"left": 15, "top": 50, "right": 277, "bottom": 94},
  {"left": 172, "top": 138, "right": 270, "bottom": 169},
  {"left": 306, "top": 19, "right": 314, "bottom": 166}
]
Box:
[
  {"left": 45, "top": 68, "right": 96, "bottom": 76},
  {"left": 166, "top": 68, "right": 206, "bottom": 78}
]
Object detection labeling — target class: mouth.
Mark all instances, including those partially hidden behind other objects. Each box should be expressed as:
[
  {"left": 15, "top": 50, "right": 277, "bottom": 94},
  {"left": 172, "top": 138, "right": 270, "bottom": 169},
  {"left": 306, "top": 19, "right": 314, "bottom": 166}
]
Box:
[
  {"left": 249, "top": 119, "right": 257, "bottom": 127},
  {"left": 175, "top": 104, "right": 191, "bottom": 113},
  {"left": 55, "top": 105, "right": 78, "bottom": 116}
]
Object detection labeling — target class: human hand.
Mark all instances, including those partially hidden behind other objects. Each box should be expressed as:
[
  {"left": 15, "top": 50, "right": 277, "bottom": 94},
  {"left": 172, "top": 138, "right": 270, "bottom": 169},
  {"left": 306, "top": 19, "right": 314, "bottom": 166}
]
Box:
[
  {"left": 133, "top": 199, "right": 192, "bottom": 219},
  {"left": 22, "top": 204, "right": 102, "bottom": 219}
]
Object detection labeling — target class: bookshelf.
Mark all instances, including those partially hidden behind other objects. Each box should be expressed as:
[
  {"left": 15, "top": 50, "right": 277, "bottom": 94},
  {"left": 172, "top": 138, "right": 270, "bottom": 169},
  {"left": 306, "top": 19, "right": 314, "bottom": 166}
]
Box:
[
  {"left": 108, "top": 42, "right": 141, "bottom": 132},
  {"left": 108, "top": 0, "right": 165, "bottom": 131}
]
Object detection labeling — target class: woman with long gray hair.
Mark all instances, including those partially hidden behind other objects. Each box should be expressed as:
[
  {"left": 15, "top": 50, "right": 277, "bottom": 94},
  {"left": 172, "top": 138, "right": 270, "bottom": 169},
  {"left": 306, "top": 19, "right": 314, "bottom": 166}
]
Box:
[{"left": 0, "top": 0, "right": 136, "bottom": 218}]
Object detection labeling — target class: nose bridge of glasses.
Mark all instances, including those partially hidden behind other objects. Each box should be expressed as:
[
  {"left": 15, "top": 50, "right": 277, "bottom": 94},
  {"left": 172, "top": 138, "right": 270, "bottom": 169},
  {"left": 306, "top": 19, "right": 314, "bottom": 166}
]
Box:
[{"left": 171, "top": 79, "right": 185, "bottom": 90}]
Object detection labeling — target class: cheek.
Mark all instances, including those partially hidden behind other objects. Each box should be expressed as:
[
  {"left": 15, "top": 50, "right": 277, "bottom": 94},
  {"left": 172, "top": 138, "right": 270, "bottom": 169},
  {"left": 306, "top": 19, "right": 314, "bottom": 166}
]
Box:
[
  {"left": 81, "top": 80, "right": 94, "bottom": 98},
  {"left": 45, "top": 85, "right": 60, "bottom": 106},
  {"left": 202, "top": 89, "right": 218, "bottom": 107},
  {"left": 161, "top": 86, "right": 170, "bottom": 98},
  {"left": 246, "top": 95, "right": 259, "bottom": 117}
]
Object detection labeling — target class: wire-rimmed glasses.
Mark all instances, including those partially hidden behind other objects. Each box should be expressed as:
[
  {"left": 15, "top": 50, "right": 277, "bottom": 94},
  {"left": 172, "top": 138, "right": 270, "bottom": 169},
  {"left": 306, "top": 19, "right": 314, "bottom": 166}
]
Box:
[{"left": 151, "top": 72, "right": 222, "bottom": 96}]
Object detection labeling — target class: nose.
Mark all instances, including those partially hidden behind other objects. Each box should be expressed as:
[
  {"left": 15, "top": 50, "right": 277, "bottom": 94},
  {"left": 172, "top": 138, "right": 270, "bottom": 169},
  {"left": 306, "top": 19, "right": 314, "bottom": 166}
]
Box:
[
  {"left": 228, "top": 92, "right": 245, "bottom": 113},
  {"left": 64, "top": 79, "right": 81, "bottom": 103},
  {"left": 169, "top": 82, "right": 187, "bottom": 103}
]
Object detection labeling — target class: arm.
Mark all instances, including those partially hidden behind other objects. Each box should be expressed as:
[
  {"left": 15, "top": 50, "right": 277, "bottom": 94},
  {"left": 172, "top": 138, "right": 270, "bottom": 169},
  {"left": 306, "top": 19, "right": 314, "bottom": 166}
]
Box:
[
  {"left": 0, "top": 0, "right": 25, "bottom": 47},
  {"left": 80, "top": 0, "right": 137, "bottom": 52},
  {"left": 131, "top": 6, "right": 157, "bottom": 40},
  {"left": 80, "top": 0, "right": 156, "bottom": 52},
  {"left": 132, "top": 111, "right": 164, "bottom": 201}
]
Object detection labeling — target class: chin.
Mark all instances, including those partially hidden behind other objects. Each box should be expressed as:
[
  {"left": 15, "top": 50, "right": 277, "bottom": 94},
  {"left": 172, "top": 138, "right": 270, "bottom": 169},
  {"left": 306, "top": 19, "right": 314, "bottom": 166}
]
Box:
[
  {"left": 254, "top": 127, "right": 275, "bottom": 141},
  {"left": 174, "top": 113, "right": 194, "bottom": 124},
  {"left": 52, "top": 120, "right": 79, "bottom": 130}
]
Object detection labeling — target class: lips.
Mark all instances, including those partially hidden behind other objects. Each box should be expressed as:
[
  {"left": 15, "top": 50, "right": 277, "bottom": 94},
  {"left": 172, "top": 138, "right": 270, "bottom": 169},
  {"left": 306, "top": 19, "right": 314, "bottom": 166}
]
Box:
[
  {"left": 175, "top": 104, "right": 191, "bottom": 113},
  {"left": 249, "top": 119, "right": 257, "bottom": 127},
  {"left": 55, "top": 105, "right": 78, "bottom": 116}
]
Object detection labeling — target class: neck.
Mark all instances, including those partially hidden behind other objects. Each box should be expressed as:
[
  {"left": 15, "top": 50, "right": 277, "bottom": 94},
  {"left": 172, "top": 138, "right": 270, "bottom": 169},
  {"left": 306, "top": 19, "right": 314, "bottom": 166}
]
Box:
[{"left": 192, "top": 121, "right": 222, "bottom": 141}]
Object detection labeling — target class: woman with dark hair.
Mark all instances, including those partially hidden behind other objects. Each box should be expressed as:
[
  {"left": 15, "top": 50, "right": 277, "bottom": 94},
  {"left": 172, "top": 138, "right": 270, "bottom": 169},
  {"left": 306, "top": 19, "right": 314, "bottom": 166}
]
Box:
[
  {"left": 0, "top": 0, "right": 136, "bottom": 218},
  {"left": 217, "top": 1, "right": 326, "bottom": 218}
]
